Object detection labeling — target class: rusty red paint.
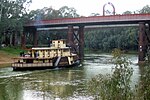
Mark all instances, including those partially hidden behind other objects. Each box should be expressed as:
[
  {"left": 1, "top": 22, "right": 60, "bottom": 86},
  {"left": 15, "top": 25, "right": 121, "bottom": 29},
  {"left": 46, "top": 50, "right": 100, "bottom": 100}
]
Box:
[
  {"left": 23, "top": 14, "right": 150, "bottom": 63},
  {"left": 138, "top": 22, "right": 146, "bottom": 62},
  {"left": 79, "top": 26, "right": 84, "bottom": 60},
  {"left": 25, "top": 14, "right": 150, "bottom": 27}
]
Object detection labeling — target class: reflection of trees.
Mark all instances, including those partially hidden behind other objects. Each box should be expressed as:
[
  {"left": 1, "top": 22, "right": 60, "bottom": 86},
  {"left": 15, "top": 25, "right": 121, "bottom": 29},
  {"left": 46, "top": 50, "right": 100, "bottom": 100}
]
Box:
[
  {"left": 21, "top": 69, "right": 85, "bottom": 98},
  {"left": 0, "top": 77, "right": 23, "bottom": 100}
]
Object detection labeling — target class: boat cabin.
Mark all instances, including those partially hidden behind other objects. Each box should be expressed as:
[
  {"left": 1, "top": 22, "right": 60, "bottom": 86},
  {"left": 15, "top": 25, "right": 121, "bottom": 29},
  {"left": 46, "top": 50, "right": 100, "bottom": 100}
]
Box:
[{"left": 12, "top": 39, "right": 79, "bottom": 70}]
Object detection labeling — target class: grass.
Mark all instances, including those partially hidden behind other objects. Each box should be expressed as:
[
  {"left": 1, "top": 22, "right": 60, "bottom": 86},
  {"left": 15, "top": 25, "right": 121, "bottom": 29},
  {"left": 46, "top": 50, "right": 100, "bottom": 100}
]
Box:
[
  {"left": 0, "top": 47, "right": 24, "bottom": 55},
  {"left": 0, "top": 47, "right": 25, "bottom": 67}
]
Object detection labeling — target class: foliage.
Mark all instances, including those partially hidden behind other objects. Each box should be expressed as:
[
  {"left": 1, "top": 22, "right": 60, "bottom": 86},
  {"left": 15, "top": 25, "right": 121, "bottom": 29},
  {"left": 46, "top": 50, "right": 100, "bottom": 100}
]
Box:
[
  {"left": 0, "top": 1, "right": 150, "bottom": 52},
  {"left": 84, "top": 27, "right": 138, "bottom": 52},
  {"left": 88, "top": 49, "right": 134, "bottom": 100},
  {"left": 28, "top": 6, "right": 79, "bottom": 21},
  {"left": 123, "top": 11, "right": 132, "bottom": 14},
  {"left": 136, "top": 48, "right": 150, "bottom": 100},
  {"left": 88, "top": 48, "right": 150, "bottom": 99},
  {"left": 0, "top": 0, "right": 32, "bottom": 46},
  {"left": 84, "top": 5, "right": 150, "bottom": 52},
  {"left": 139, "top": 5, "right": 150, "bottom": 14},
  {"left": 0, "top": 46, "right": 25, "bottom": 55},
  {"left": 26, "top": 6, "right": 79, "bottom": 45},
  {"left": 137, "top": 65, "right": 150, "bottom": 100}
]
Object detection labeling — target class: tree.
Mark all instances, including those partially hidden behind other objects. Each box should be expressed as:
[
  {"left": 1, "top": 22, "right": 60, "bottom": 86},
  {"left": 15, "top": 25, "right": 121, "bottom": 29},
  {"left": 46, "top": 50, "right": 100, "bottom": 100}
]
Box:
[
  {"left": 26, "top": 6, "right": 80, "bottom": 45},
  {"left": 139, "top": 5, "right": 150, "bottom": 14},
  {"left": 59, "top": 6, "right": 79, "bottom": 18},
  {"left": 122, "top": 11, "right": 132, "bottom": 15},
  {"left": 0, "top": 0, "right": 32, "bottom": 46}
]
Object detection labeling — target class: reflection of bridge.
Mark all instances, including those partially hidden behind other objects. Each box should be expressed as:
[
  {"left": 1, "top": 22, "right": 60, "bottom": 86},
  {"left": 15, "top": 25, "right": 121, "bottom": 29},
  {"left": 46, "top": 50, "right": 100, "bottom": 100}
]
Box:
[{"left": 23, "top": 14, "right": 150, "bottom": 63}]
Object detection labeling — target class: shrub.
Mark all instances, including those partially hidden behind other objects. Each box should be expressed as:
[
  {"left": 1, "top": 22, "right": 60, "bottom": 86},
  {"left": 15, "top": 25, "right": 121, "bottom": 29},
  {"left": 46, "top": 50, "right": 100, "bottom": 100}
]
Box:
[{"left": 88, "top": 48, "right": 134, "bottom": 100}]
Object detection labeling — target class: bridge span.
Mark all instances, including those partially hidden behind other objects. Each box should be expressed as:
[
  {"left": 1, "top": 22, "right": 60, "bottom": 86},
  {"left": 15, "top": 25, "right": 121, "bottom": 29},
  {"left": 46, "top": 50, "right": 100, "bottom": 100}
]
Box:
[
  {"left": 23, "top": 14, "right": 150, "bottom": 63},
  {"left": 25, "top": 14, "right": 150, "bottom": 27}
]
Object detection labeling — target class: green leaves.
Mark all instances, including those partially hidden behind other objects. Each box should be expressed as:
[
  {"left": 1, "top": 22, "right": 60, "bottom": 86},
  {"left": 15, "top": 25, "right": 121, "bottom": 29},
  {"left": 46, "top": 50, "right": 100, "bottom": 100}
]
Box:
[
  {"left": 0, "top": 0, "right": 32, "bottom": 46},
  {"left": 139, "top": 5, "right": 150, "bottom": 14},
  {"left": 28, "top": 6, "right": 80, "bottom": 21},
  {"left": 84, "top": 27, "right": 138, "bottom": 51},
  {"left": 88, "top": 49, "right": 134, "bottom": 100}
]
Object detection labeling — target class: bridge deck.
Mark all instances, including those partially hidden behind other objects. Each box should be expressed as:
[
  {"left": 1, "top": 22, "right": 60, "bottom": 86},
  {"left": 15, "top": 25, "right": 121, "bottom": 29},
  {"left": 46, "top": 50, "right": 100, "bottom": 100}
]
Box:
[{"left": 25, "top": 14, "right": 150, "bottom": 28}]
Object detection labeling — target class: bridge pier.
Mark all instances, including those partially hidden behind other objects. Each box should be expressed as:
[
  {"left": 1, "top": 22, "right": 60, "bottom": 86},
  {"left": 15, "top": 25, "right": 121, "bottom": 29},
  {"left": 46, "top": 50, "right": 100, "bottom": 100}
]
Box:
[
  {"left": 138, "top": 22, "right": 147, "bottom": 64},
  {"left": 78, "top": 26, "right": 84, "bottom": 61},
  {"left": 147, "top": 23, "right": 150, "bottom": 45},
  {"left": 32, "top": 28, "right": 38, "bottom": 47},
  {"left": 67, "top": 25, "right": 84, "bottom": 61},
  {"left": 21, "top": 31, "right": 26, "bottom": 49},
  {"left": 67, "top": 25, "right": 74, "bottom": 51},
  {"left": 21, "top": 27, "right": 38, "bottom": 49}
]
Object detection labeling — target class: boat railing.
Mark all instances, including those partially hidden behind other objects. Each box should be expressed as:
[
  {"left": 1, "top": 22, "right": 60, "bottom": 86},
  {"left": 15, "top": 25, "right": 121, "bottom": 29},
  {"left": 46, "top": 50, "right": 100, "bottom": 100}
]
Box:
[{"left": 12, "top": 62, "right": 53, "bottom": 67}]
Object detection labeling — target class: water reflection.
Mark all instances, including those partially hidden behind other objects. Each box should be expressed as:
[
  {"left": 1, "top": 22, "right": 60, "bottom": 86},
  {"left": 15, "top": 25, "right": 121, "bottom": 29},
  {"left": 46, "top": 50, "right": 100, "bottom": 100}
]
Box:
[
  {"left": 0, "top": 53, "right": 140, "bottom": 100},
  {"left": 22, "top": 69, "right": 86, "bottom": 98},
  {"left": 0, "top": 68, "right": 88, "bottom": 100}
]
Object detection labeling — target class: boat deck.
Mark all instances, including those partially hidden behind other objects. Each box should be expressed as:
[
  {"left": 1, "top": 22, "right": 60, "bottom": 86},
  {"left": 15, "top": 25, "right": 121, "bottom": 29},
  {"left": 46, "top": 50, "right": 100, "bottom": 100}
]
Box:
[{"left": 12, "top": 62, "right": 53, "bottom": 68}]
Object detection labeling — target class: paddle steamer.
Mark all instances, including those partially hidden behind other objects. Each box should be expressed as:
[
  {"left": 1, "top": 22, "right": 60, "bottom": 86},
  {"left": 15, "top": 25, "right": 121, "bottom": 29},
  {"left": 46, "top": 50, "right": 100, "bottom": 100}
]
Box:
[{"left": 12, "top": 39, "right": 79, "bottom": 71}]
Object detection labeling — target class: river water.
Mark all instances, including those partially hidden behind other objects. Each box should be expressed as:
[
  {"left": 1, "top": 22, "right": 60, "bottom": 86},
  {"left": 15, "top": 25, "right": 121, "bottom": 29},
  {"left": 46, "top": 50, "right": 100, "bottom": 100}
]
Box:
[{"left": 0, "top": 53, "right": 139, "bottom": 100}]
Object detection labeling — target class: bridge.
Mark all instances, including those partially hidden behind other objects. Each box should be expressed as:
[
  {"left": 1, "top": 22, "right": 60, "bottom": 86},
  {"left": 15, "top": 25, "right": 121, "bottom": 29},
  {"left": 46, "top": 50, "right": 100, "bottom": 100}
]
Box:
[{"left": 23, "top": 14, "right": 150, "bottom": 63}]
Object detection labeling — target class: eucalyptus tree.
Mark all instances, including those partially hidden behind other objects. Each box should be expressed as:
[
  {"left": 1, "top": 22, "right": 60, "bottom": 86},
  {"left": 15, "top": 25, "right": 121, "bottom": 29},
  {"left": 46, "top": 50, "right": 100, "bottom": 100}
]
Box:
[
  {"left": 28, "top": 6, "right": 80, "bottom": 45},
  {"left": 139, "top": 5, "right": 150, "bottom": 14},
  {"left": 59, "top": 6, "right": 79, "bottom": 18},
  {"left": 0, "top": 0, "right": 32, "bottom": 46},
  {"left": 122, "top": 11, "right": 132, "bottom": 15}
]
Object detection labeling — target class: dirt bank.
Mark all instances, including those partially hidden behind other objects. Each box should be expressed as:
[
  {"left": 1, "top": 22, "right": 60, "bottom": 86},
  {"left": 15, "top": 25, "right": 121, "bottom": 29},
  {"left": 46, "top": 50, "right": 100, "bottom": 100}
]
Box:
[{"left": 0, "top": 51, "right": 16, "bottom": 67}]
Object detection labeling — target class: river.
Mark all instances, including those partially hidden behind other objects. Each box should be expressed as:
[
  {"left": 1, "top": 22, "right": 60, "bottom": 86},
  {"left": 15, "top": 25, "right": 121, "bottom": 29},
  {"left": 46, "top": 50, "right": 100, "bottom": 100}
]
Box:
[{"left": 0, "top": 53, "right": 139, "bottom": 100}]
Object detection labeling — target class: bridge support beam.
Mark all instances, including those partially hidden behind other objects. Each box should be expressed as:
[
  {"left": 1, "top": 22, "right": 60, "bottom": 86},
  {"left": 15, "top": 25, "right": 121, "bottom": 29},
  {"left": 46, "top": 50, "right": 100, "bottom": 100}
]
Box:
[
  {"left": 79, "top": 26, "right": 84, "bottom": 61},
  {"left": 138, "top": 22, "right": 146, "bottom": 64},
  {"left": 147, "top": 23, "right": 150, "bottom": 45},
  {"left": 67, "top": 25, "right": 85, "bottom": 61},
  {"left": 33, "top": 28, "right": 38, "bottom": 47},
  {"left": 21, "top": 31, "right": 26, "bottom": 49},
  {"left": 67, "top": 25, "right": 74, "bottom": 48}
]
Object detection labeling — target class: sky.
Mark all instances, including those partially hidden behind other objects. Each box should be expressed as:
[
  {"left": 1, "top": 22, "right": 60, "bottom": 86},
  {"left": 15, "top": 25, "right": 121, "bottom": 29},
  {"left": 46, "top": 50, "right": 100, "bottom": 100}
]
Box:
[{"left": 29, "top": 0, "right": 150, "bottom": 16}]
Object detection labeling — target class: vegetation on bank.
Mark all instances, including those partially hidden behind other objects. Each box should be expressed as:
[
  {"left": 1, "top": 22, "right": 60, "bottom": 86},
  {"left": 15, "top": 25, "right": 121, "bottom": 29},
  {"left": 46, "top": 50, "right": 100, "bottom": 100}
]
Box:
[
  {"left": 88, "top": 49, "right": 134, "bottom": 99},
  {"left": 87, "top": 48, "right": 150, "bottom": 100},
  {"left": 0, "top": 47, "right": 24, "bottom": 55},
  {"left": 0, "top": 47, "right": 24, "bottom": 67},
  {"left": 0, "top": 0, "right": 150, "bottom": 52}
]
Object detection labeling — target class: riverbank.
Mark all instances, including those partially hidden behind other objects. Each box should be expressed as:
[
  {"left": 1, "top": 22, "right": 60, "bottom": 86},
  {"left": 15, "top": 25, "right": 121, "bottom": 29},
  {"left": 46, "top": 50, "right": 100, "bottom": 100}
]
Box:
[
  {"left": 0, "top": 51, "right": 14, "bottom": 67},
  {"left": 0, "top": 47, "right": 23, "bottom": 68},
  {"left": 0, "top": 47, "right": 138, "bottom": 68}
]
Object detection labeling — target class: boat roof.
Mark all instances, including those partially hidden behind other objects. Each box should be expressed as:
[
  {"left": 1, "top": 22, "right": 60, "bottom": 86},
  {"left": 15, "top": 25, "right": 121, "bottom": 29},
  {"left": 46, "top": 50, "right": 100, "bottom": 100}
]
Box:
[
  {"left": 31, "top": 47, "right": 70, "bottom": 50},
  {"left": 51, "top": 39, "right": 66, "bottom": 42}
]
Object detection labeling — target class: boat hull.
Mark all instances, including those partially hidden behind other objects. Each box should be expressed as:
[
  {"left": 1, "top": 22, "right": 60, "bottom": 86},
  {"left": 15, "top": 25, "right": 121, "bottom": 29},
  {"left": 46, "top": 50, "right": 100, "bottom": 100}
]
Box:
[{"left": 12, "top": 60, "right": 80, "bottom": 71}]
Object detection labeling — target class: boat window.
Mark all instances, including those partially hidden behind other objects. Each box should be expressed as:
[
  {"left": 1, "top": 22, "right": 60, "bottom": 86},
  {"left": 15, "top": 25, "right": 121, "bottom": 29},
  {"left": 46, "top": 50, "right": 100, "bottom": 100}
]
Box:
[{"left": 63, "top": 49, "right": 68, "bottom": 52}]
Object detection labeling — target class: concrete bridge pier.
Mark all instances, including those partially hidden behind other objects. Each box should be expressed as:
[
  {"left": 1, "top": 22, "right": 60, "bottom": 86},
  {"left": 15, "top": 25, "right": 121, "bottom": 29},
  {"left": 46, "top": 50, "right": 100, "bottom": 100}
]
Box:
[{"left": 138, "top": 22, "right": 147, "bottom": 64}]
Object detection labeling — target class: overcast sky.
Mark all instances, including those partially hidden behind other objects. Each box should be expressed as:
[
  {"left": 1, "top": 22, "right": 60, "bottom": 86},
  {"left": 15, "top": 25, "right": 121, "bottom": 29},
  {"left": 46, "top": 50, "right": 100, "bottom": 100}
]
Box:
[{"left": 29, "top": 0, "right": 150, "bottom": 16}]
